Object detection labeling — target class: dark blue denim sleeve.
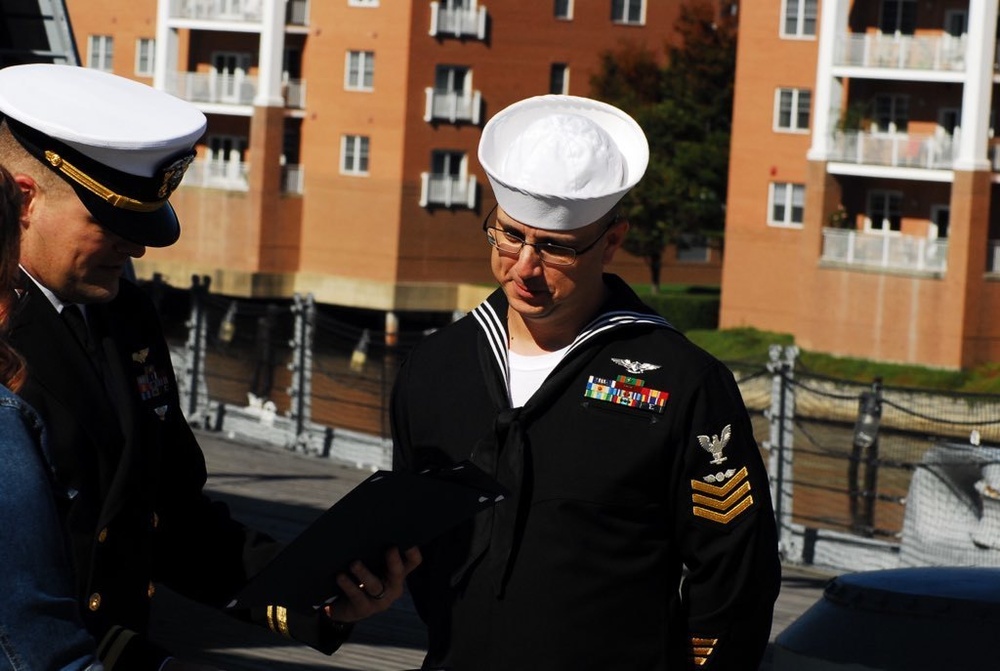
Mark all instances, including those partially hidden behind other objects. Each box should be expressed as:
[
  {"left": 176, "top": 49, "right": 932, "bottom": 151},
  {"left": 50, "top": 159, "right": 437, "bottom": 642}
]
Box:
[{"left": 0, "top": 388, "right": 101, "bottom": 671}]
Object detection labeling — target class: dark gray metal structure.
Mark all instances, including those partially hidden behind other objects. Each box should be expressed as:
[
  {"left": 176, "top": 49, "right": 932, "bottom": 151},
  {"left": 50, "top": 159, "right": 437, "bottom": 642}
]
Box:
[{"left": 0, "top": 0, "right": 78, "bottom": 67}]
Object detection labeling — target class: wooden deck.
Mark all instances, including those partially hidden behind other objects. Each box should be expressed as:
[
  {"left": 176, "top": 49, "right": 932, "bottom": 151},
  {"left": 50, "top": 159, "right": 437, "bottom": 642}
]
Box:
[{"left": 148, "top": 429, "right": 832, "bottom": 670}]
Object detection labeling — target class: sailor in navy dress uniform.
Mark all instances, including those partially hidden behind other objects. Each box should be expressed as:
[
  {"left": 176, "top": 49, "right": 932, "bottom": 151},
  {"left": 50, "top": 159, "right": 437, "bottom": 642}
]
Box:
[
  {"left": 0, "top": 64, "right": 418, "bottom": 671},
  {"left": 391, "top": 95, "right": 781, "bottom": 670}
]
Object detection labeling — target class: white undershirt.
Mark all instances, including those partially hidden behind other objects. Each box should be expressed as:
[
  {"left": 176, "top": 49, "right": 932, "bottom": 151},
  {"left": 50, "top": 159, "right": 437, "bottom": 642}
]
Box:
[{"left": 508, "top": 345, "right": 570, "bottom": 407}]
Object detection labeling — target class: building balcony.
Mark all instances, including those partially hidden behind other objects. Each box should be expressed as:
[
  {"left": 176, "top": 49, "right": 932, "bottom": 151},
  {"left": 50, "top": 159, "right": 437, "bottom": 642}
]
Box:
[
  {"left": 165, "top": 71, "right": 306, "bottom": 109},
  {"left": 429, "top": 1, "right": 487, "bottom": 40},
  {"left": 827, "top": 131, "right": 956, "bottom": 171},
  {"left": 180, "top": 160, "right": 303, "bottom": 194},
  {"left": 168, "top": 0, "right": 309, "bottom": 26},
  {"left": 419, "top": 173, "right": 477, "bottom": 209},
  {"left": 833, "top": 32, "right": 967, "bottom": 73},
  {"left": 821, "top": 228, "right": 947, "bottom": 274},
  {"left": 423, "top": 88, "right": 482, "bottom": 125}
]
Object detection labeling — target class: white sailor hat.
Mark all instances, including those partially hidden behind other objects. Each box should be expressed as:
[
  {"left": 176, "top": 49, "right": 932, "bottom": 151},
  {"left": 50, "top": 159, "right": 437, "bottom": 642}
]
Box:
[
  {"left": 0, "top": 64, "right": 206, "bottom": 247},
  {"left": 478, "top": 94, "right": 648, "bottom": 231}
]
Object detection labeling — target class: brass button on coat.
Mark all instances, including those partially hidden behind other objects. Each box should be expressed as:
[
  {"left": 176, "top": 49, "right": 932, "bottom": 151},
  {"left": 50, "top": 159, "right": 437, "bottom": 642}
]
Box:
[
  {"left": 97, "top": 527, "right": 108, "bottom": 543},
  {"left": 152, "top": 512, "right": 159, "bottom": 528},
  {"left": 88, "top": 593, "right": 102, "bottom": 611},
  {"left": 148, "top": 582, "right": 156, "bottom": 599}
]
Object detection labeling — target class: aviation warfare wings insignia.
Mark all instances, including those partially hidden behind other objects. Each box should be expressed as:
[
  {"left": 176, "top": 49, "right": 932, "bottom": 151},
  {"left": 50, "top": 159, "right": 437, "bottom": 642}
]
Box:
[
  {"left": 697, "top": 424, "right": 732, "bottom": 465},
  {"left": 611, "top": 358, "right": 661, "bottom": 375}
]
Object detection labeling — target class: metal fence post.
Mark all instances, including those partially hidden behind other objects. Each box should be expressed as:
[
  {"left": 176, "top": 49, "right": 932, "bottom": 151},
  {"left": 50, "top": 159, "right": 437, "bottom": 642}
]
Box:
[
  {"left": 182, "top": 274, "right": 210, "bottom": 422},
  {"left": 850, "top": 377, "right": 884, "bottom": 537},
  {"left": 766, "top": 344, "right": 799, "bottom": 558},
  {"left": 287, "top": 292, "right": 314, "bottom": 450}
]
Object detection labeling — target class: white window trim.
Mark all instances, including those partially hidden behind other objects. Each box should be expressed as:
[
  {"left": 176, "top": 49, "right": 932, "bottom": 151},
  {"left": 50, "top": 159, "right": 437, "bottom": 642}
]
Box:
[
  {"left": 779, "top": 0, "right": 817, "bottom": 40},
  {"left": 87, "top": 35, "right": 113, "bottom": 71},
  {"left": 344, "top": 50, "right": 375, "bottom": 91},
  {"left": 135, "top": 38, "right": 155, "bottom": 77},
  {"left": 773, "top": 87, "right": 811, "bottom": 133},
  {"left": 768, "top": 182, "right": 805, "bottom": 229},
  {"left": 348, "top": 0, "right": 379, "bottom": 6},
  {"left": 865, "top": 189, "right": 903, "bottom": 235},
  {"left": 555, "top": 0, "right": 574, "bottom": 20},
  {"left": 612, "top": 0, "right": 646, "bottom": 26},
  {"left": 341, "top": 135, "right": 370, "bottom": 176},
  {"left": 929, "top": 204, "right": 949, "bottom": 240},
  {"left": 550, "top": 63, "right": 570, "bottom": 95}
]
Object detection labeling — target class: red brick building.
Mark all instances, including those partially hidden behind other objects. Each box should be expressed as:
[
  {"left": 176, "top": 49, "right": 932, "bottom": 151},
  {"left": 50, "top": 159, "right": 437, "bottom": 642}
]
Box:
[
  {"left": 63, "top": 0, "right": 722, "bottom": 321},
  {"left": 722, "top": 0, "right": 1000, "bottom": 369}
]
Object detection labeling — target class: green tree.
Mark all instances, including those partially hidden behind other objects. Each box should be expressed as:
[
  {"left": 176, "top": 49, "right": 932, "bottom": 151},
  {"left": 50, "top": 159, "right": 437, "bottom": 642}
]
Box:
[{"left": 591, "top": 0, "right": 737, "bottom": 290}]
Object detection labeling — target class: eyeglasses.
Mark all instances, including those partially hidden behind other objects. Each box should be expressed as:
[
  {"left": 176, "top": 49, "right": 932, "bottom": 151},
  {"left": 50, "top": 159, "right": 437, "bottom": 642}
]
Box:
[{"left": 482, "top": 205, "right": 616, "bottom": 266}]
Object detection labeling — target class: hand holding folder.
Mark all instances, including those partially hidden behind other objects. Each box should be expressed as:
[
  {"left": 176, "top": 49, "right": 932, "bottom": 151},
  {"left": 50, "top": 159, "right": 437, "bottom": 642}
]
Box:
[{"left": 227, "top": 460, "right": 506, "bottom": 611}]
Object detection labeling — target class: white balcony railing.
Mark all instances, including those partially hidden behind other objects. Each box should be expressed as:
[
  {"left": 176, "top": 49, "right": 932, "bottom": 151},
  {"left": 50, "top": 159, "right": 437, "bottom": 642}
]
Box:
[
  {"left": 419, "top": 173, "right": 477, "bottom": 209},
  {"left": 165, "top": 72, "right": 305, "bottom": 109},
  {"left": 169, "top": 0, "right": 263, "bottom": 22},
  {"left": 822, "top": 228, "right": 947, "bottom": 273},
  {"left": 423, "top": 88, "right": 481, "bottom": 124},
  {"left": 182, "top": 158, "right": 250, "bottom": 191},
  {"left": 281, "top": 164, "right": 304, "bottom": 194},
  {"left": 827, "top": 131, "right": 956, "bottom": 170},
  {"left": 833, "top": 32, "right": 967, "bottom": 72},
  {"left": 181, "top": 160, "right": 304, "bottom": 194},
  {"left": 429, "top": 1, "right": 487, "bottom": 39}
]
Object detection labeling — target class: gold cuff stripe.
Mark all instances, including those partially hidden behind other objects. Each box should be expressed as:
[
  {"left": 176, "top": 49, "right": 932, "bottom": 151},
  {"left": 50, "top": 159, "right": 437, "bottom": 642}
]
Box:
[
  {"left": 267, "top": 604, "right": 291, "bottom": 637},
  {"left": 694, "top": 494, "right": 754, "bottom": 524},
  {"left": 692, "top": 656, "right": 709, "bottom": 666},
  {"left": 692, "top": 481, "right": 752, "bottom": 511},
  {"left": 98, "top": 626, "right": 136, "bottom": 671},
  {"left": 45, "top": 151, "right": 168, "bottom": 213},
  {"left": 691, "top": 637, "right": 718, "bottom": 646},
  {"left": 691, "top": 467, "right": 748, "bottom": 495},
  {"left": 692, "top": 646, "right": 714, "bottom": 655}
]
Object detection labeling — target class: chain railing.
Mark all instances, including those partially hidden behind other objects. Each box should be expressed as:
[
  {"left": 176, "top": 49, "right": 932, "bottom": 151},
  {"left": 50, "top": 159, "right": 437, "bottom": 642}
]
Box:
[{"left": 146, "top": 277, "right": 1000, "bottom": 573}]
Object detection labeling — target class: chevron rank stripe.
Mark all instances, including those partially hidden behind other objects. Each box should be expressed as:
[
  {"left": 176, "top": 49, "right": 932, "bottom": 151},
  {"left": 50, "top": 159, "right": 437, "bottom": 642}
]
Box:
[
  {"left": 690, "top": 467, "right": 754, "bottom": 524},
  {"left": 690, "top": 636, "right": 718, "bottom": 667}
]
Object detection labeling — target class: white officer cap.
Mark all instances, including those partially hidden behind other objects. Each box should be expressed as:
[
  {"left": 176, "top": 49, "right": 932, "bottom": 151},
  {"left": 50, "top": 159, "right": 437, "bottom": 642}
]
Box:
[
  {"left": 478, "top": 94, "right": 648, "bottom": 231},
  {"left": 0, "top": 64, "right": 206, "bottom": 247}
]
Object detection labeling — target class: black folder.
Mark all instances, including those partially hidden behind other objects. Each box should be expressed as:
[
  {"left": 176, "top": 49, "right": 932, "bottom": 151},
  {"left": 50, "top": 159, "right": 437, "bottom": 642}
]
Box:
[{"left": 227, "top": 461, "right": 505, "bottom": 611}]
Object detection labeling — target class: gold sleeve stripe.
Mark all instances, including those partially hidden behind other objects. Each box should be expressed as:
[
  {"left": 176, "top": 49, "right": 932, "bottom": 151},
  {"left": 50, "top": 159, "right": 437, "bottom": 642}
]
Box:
[
  {"left": 694, "top": 494, "right": 754, "bottom": 524},
  {"left": 98, "top": 626, "right": 137, "bottom": 671},
  {"left": 691, "top": 637, "right": 719, "bottom": 646},
  {"left": 691, "top": 467, "right": 748, "bottom": 495},
  {"left": 690, "top": 635, "right": 717, "bottom": 667},
  {"left": 692, "top": 481, "right": 752, "bottom": 511},
  {"left": 692, "top": 646, "right": 714, "bottom": 655},
  {"left": 267, "top": 604, "right": 292, "bottom": 637},
  {"left": 692, "top": 656, "right": 709, "bottom": 666}
]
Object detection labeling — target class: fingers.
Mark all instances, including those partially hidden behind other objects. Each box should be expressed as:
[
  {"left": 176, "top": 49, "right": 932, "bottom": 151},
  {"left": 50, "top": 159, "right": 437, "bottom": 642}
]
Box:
[{"left": 325, "top": 547, "right": 421, "bottom": 624}]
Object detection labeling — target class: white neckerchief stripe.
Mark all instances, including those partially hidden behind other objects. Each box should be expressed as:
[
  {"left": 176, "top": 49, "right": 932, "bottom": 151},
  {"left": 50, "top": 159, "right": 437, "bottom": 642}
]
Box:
[
  {"left": 472, "top": 301, "right": 509, "bottom": 385},
  {"left": 568, "top": 310, "right": 672, "bottom": 355}
]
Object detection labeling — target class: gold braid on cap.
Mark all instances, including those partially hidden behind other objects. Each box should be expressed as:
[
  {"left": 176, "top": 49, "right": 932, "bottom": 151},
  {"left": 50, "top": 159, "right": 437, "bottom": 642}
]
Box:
[{"left": 44, "top": 151, "right": 168, "bottom": 213}]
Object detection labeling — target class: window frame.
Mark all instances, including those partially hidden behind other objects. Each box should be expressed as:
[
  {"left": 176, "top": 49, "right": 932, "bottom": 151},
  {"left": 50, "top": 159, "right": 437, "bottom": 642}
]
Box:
[
  {"left": 780, "top": 0, "right": 817, "bottom": 39},
  {"left": 555, "top": 0, "right": 573, "bottom": 20},
  {"left": 347, "top": 0, "right": 379, "bottom": 7},
  {"left": 872, "top": 93, "right": 909, "bottom": 135},
  {"left": 768, "top": 182, "right": 806, "bottom": 228},
  {"left": 344, "top": 50, "right": 375, "bottom": 91},
  {"left": 135, "top": 37, "right": 155, "bottom": 77},
  {"left": 774, "top": 87, "right": 811, "bottom": 133},
  {"left": 866, "top": 190, "right": 903, "bottom": 235},
  {"left": 549, "top": 63, "right": 569, "bottom": 95},
  {"left": 341, "top": 134, "right": 370, "bottom": 176},
  {"left": 611, "top": 0, "right": 645, "bottom": 26},
  {"left": 87, "top": 34, "right": 114, "bottom": 71}
]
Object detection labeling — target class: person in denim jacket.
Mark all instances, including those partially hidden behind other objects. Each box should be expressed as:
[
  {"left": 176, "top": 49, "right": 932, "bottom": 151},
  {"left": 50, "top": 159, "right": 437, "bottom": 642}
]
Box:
[{"left": 0, "top": 164, "right": 101, "bottom": 671}]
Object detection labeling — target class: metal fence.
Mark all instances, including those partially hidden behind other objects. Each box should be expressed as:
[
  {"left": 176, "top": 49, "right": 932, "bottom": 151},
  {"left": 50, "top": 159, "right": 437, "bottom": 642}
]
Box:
[{"left": 148, "top": 278, "right": 1000, "bottom": 574}]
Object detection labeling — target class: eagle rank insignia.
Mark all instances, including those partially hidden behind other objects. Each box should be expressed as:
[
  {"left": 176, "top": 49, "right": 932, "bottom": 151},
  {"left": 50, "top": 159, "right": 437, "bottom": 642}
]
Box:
[{"left": 698, "top": 424, "right": 732, "bottom": 465}]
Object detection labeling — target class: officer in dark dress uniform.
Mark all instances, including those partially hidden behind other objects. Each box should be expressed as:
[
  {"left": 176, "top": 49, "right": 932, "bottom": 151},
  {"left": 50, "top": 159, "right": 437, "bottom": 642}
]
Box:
[{"left": 0, "top": 64, "right": 419, "bottom": 671}]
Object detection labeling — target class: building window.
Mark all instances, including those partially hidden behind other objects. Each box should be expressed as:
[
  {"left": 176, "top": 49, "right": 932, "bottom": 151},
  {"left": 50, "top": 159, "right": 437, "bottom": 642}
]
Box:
[
  {"left": 873, "top": 94, "right": 909, "bottom": 134},
  {"left": 348, "top": 0, "right": 379, "bottom": 6},
  {"left": 87, "top": 35, "right": 113, "bottom": 71},
  {"left": 879, "top": 0, "right": 917, "bottom": 35},
  {"left": 435, "top": 64, "right": 470, "bottom": 95},
  {"left": 867, "top": 191, "right": 902, "bottom": 234},
  {"left": 135, "top": 38, "right": 155, "bottom": 76},
  {"left": 676, "top": 234, "right": 710, "bottom": 262},
  {"left": 769, "top": 182, "right": 805, "bottom": 227},
  {"left": 433, "top": 150, "right": 465, "bottom": 179},
  {"left": 345, "top": 50, "right": 374, "bottom": 91},
  {"left": 342, "top": 135, "right": 370, "bottom": 175},
  {"left": 781, "top": 0, "right": 817, "bottom": 38},
  {"left": 611, "top": 0, "right": 644, "bottom": 25},
  {"left": 775, "top": 88, "right": 811, "bottom": 132},
  {"left": 550, "top": 64, "right": 569, "bottom": 95},
  {"left": 555, "top": 0, "right": 573, "bottom": 19}
]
